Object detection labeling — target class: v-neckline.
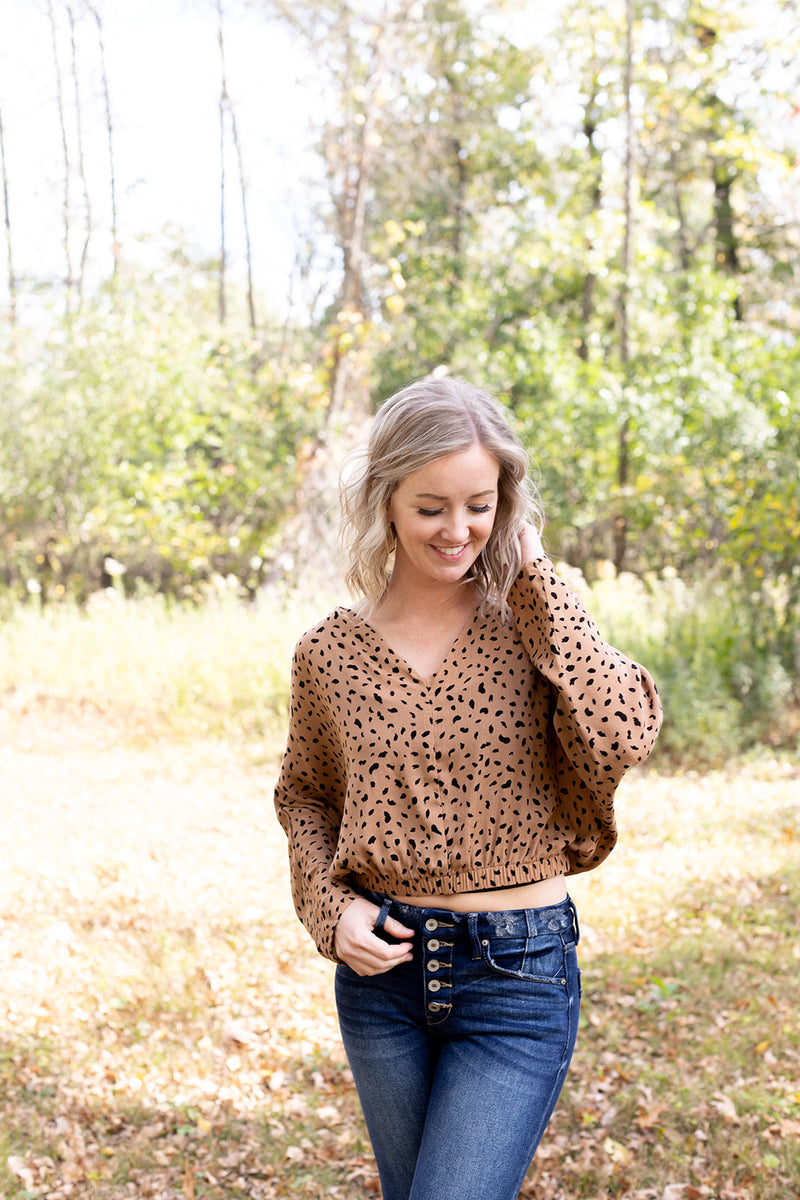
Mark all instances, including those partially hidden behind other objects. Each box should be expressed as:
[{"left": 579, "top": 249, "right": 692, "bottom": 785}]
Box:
[{"left": 342, "top": 604, "right": 481, "bottom": 683}]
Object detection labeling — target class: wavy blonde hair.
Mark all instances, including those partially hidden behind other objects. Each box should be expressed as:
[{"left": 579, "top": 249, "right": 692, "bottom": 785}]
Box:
[{"left": 339, "top": 376, "right": 543, "bottom": 614}]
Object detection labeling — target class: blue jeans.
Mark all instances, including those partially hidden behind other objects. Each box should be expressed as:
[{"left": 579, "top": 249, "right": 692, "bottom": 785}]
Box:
[{"left": 335, "top": 893, "right": 581, "bottom": 1200}]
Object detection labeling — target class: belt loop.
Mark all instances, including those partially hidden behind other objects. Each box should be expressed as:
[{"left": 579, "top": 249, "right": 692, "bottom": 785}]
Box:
[
  {"left": 568, "top": 896, "right": 580, "bottom": 945},
  {"left": 374, "top": 897, "right": 392, "bottom": 936},
  {"left": 468, "top": 912, "right": 482, "bottom": 959},
  {"left": 525, "top": 908, "right": 537, "bottom": 938}
]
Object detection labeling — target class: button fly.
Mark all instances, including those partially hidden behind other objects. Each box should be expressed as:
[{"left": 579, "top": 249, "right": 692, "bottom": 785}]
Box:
[
  {"left": 424, "top": 918, "right": 438, "bottom": 932},
  {"left": 427, "top": 979, "right": 441, "bottom": 992},
  {"left": 427, "top": 960, "right": 441, "bottom": 972},
  {"left": 427, "top": 939, "right": 440, "bottom": 952}
]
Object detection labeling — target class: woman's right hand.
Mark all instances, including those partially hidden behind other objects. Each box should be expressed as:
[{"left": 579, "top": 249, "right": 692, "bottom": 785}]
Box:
[{"left": 334, "top": 897, "right": 415, "bottom": 976}]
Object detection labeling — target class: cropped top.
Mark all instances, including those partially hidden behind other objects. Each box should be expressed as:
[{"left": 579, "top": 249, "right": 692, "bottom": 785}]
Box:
[{"left": 273, "top": 557, "right": 662, "bottom": 960}]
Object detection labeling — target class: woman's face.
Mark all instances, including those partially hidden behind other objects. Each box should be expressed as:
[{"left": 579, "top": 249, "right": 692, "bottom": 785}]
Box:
[{"left": 387, "top": 443, "right": 500, "bottom": 591}]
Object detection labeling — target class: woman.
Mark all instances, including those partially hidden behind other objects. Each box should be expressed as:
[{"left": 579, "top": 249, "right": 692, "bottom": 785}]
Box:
[{"left": 274, "top": 376, "right": 662, "bottom": 1200}]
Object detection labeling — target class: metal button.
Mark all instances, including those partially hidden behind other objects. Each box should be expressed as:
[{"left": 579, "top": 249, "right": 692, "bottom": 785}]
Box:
[
  {"left": 428, "top": 1002, "right": 443, "bottom": 1012},
  {"left": 424, "top": 918, "right": 438, "bottom": 932},
  {"left": 427, "top": 979, "right": 441, "bottom": 992},
  {"left": 427, "top": 960, "right": 441, "bottom": 972},
  {"left": 427, "top": 939, "right": 440, "bottom": 952}
]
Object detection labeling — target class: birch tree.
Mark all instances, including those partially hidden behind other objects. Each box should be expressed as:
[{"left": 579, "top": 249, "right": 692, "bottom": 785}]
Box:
[{"left": 0, "top": 107, "right": 16, "bottom": 325}]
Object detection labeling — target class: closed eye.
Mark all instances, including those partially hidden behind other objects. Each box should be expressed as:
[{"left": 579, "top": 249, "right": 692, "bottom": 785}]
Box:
[{"left": 417, "top": 504, "right": 493, "bottom": 517}]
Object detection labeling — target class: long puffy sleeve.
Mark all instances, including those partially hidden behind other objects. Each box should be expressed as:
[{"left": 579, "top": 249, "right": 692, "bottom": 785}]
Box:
[
  {"left": 273, "top": 636, "right": 360, "bottom": 960},
  {"left": 508, "top": 557, "right": 663, "bottom": 871}
]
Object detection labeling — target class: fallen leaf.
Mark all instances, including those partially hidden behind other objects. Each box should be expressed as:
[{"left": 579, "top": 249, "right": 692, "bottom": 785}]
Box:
[
  {"left": 712, "top": 1092, "right": 738, "bottom": 1122},
  {"left": 662, "top": 1185, "right": 689, "bottom": 1200},
  {"left": 603, "top": 1136, "right": 633, "bottom": 1164},
  {"left": 638, "top": 1101, "right": 669, "bottom": 1129},
  {"left": 7, "top": 1156, "right": 36, "bottom": 1189},
  {"left": 223, "top": 1020, "right": 259, "bottom": 1046}
]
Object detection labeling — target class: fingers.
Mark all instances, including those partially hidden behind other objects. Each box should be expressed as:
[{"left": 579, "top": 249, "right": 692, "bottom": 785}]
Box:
[
  {"left": 334, "top": 898, "right": 415, "bottom": 977},
  {"left": 519, "top": 521, "right": 545, "bottom": 563},
  {"left": 383, "top": 914, "right": 415, "bottom": 940}
]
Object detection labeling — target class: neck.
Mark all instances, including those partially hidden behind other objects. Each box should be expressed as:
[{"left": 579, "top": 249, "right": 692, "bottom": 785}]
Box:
[{"left": 379, "top": 571, "right": 479, "bottom": 625}]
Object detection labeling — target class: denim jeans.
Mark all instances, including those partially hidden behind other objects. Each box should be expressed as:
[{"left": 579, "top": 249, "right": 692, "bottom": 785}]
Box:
[{"left": 334, "top": 893, "right": 581, "bottom": 1200}]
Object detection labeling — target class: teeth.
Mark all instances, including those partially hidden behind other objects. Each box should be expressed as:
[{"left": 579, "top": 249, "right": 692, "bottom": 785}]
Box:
[{"left": 436, "top": 545, "right": 466, "bottom": 556}]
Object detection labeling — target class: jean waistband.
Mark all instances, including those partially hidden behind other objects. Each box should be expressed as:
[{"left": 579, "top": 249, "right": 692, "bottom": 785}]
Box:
[{"left": 363, "top": 889, "right": 580, "bottom": 944}]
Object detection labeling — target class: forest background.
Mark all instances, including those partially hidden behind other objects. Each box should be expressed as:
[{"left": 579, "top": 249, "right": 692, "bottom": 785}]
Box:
[
  {"left": 3, "top": 0, "right": 800, "bottom": 766},
  {"left": 1, "top": 4, "right": 800, "bottom": 1200}
]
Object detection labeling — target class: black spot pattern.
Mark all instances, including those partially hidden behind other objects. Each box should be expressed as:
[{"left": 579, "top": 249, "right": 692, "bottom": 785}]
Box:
[{"left": 274, "top": 558, "right": 663, "bottom": 960}]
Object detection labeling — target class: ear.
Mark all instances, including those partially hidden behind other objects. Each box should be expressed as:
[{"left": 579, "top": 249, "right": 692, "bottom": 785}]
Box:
[{"left": 385, "top": 519, "right": 397, "bottom": 556}]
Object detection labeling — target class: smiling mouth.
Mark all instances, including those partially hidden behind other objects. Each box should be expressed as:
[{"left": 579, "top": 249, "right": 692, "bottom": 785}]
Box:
[{"left": 434, "top": 544, "right": 468, "bottom": 557}]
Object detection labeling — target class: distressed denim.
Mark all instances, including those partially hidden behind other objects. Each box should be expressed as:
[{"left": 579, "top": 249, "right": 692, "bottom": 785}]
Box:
[{"left": 335, "top": 893, "right": 581, "bottom": 1200}]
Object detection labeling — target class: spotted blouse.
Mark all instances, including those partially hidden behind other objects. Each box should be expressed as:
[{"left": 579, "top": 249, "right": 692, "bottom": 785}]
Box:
[{"left": 274, "top": 557, "right": 662, "bottom": 960}]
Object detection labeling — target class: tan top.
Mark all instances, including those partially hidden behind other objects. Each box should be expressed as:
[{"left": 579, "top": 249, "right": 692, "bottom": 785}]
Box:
[{"left": 274, "top": 557, "right": 662, "bottom": 959}]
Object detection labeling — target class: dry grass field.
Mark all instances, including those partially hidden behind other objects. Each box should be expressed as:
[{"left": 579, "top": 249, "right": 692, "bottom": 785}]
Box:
[{"left": 1, "top": 600, "right": 798, "bottom": 1199}]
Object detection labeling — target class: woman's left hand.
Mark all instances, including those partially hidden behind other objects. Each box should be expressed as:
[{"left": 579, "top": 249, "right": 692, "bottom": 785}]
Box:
[{"left": 519, "top": 522, "right": 545, "bottom": 563}]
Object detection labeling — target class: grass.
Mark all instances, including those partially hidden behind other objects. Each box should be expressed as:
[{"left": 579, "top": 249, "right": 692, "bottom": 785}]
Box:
[
  {"left": 535, "top": 763, "right": 800, "bottom": 1200},
  {"left": 0, "top": 588, "right": 325, "bottom": 751},
  {"left": 0, "top": 715, "right": 368, "bottom": 1199},
  {"left": 1, "top": 597, "right": 799, "bottom": 1199}
]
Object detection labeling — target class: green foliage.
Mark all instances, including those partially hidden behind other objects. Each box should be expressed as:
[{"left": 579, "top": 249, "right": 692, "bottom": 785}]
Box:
[
  {"left": 333, "top": 0, "right": 800, "bottom": 721},
  {"left": 0, "top": 268, "right": 323, "bottom": 600},
  {"left": 3, "top": 0, "right": 800, "bottom": 760},
  {"left": 582, "top": 569, "right": 798, "bottom": 766}
]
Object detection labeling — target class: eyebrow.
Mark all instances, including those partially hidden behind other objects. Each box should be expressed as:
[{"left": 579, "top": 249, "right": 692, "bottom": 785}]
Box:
[{"left": 414, "top": 489, "right": 497, "bottom": 500}]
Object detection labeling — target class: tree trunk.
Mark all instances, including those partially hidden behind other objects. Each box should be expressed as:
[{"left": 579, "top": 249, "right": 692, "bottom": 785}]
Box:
[
  {"left": 271, "top": 7, "right": 388, "bottom": 594},
  {"left": 0, "top": 108, "right": 16, "bottom": 325},
  {"left": 68, "top": 4, "right": 92, "bottom": 309},
  {"left": 578, "top": 104, "right": 602, "bottom": 361},
  {"left": 48, "top": 0, "right": 74, "bottom": 313},
  {"left": 218, "top": 111, "right": 227, "bottom": 322},
  {"left": 217, "top": 1, "right": 228, "bottom": 324},
  {"left": 322, "top": 21, "right": 384, "bottom": 435},
  {"left": 217, "top": 1, "right": 256, "bottom": 331},
  {"left": 229, "top": 98, "right": 257, "bottom": 333},
  {"left": 614, "top": 0, "right": 635, "bottom": 575},
  {"left": 89, "top": 2, "right": 119, "bottom": 278},
  {"left": 713, "top": 160, "right": 743, "bottom": 320}
]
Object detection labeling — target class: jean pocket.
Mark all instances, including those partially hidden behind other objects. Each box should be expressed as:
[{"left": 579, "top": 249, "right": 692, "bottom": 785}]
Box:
[{"left": 480, "top": 933, "right": 568, "bottom": 984}]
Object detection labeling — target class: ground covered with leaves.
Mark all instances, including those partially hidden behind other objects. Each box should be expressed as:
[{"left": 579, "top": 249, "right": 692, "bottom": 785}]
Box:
[{"left": 1, "top": 704, "right": 798, "bottom": 1200}]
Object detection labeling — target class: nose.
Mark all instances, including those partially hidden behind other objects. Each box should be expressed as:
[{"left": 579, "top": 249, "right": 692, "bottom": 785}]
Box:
[{"left": 441, "top": 510, "right": 470, "bottom": 543}]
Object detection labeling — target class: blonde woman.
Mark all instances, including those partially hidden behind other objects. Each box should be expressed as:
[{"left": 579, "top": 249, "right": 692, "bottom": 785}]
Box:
[{"left": 275, "top": 376, "right": 662, "bottom": 1200}]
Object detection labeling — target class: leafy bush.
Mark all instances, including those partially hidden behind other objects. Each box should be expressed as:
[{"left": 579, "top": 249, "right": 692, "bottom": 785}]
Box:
[
  {"left": 566, "top": 566, "right": 799, "bottom": 768},
  {"left": 0, "top": 269, "right": 325, "bottom": 602}
]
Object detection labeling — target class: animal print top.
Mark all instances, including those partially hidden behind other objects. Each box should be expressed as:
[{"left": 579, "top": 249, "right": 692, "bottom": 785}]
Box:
[{"left": 274, "top": 558, "right": 662, "bottom": 960}]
